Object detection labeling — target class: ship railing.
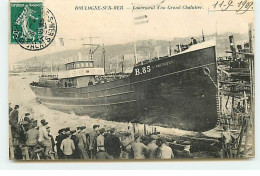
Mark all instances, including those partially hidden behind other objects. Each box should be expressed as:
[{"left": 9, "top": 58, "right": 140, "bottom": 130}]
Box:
[
  {"left": 135, "top": 55, "right": 170, "bottom": 67},
  {"left": 93, "top": 73, "right": 130, "bottom": 84}
]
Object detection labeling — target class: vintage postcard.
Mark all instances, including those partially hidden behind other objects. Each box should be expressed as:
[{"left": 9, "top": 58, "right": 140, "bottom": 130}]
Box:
[{"left": 8, "top": 0, "right": 254, "bottom": 160}]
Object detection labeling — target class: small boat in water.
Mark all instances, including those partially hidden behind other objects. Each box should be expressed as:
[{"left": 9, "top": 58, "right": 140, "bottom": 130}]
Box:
[{"left": 30, "top": 38, "right": 220, "bottom": 132}]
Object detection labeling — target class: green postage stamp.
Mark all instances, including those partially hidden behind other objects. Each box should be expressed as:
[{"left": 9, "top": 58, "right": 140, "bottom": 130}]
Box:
[
  {"left": 9, "top": 1, "right": 57, "bottom": 51},
  {"left": 10, "top": 2, "right": 43, "bottom": 44}
]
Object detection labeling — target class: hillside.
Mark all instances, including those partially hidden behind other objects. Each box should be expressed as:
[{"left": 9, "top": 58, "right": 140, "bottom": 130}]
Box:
[{"left": 16, "top": 32, "right": 249, "bottom": 72}]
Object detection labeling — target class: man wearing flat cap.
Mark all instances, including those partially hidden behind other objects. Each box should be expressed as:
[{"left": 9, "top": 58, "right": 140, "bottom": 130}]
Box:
[
  {"left": 38, "top": 119, "right": 49, "bottom": 141},
  {"left": 174, "top": 141, "right": 193, "bottom": 158},
  {"left": 130, "top": 133, "right": 148, "bottom": 159},
  {"left": 28, "top": 120, "right": 37, "bottom": 129},
  {"left": 96, "top": 128, "right": 110, "bottom": 159},
  {"left": 60, "top": 132, "right": 75, "bottom": 159},
  {"left": 70, "top": 130, "right": 80, "bottom": 159},
  {"left": 46, "top": 126, "right": 55, "bottom": 156},
  {"left": 55, "top": 128, "right": 66, "bottom": 159},
  {"left": 9, "top": 103, "right": 13, "bottom": 114},
  {"left": 26, "top": 122, "right": 39, "bottom": 146},
  {"left": 121, "top": 132, "right": 132, "bottom": 159},
  {"left": 105, "top": 128, "right": 121, "bottom": 159},
  {"left": 156, "top": 137, "right": 174, "bottom": 159},
  {"left": 9, "top": 105, "right": 20, "bottom": 138},
  {"left": 97, "top": 128, "right": 106, "bottom": 152},
  {"left": 77, "top": 126, "right": 88, "bottom": 159},
  {"left": 38, "top": 119, "right": 52, "bottom": 158},
  {"left": 9, "top": 105, "right": 19, "bottom": 124},
  {"left": 25, "top": 122, "right": 39, "bottom": 159},
  {"left": 23, "top": 113, "right": 32, "bottom": 123},
  {"left": 87, "top": 125, "right": 100, "bottom": 159},
  {"left": 147, "top": 135, "right": 159, "bottom": 159},
  {"left": 181, "top": 141, "right": 193, "bottom": 158}
]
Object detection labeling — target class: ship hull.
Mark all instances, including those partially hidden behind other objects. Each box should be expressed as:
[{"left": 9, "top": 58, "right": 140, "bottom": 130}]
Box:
[{"left": 30, "top": 45, "right": 219, "bottom": 131}]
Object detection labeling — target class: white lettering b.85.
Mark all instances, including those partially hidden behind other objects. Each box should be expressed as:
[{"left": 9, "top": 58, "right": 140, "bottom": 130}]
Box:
[{"left": 135, "top": 65, "right": 151, "bottom": 76}]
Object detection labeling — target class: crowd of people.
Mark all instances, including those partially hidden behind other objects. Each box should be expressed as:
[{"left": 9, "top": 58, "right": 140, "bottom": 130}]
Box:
[{"left": 9, "top": 104, "right": 193, "bottom": 160}]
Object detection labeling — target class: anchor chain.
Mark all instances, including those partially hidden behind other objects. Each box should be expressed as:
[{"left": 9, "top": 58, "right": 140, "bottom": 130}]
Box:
[{"left": 203, "top": 67, "right": 218, "bottom": 89}]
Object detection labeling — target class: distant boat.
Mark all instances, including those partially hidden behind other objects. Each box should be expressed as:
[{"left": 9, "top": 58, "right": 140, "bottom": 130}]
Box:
[{"left": 30, "top": 39, "right": 219, "bottom": 132}]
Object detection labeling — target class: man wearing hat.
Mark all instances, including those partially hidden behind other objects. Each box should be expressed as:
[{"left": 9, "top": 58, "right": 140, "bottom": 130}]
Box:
[
  {"left": 130, "top": 133, "right": 148, "bottom": 159},
  {"left": 25, "top": 122, "right": 39, "bottom": 159},
  {"left": 173, "top": 141, "right": 193, "bottom": 158},
  {"left": 77, "top": 126, "right": 88, "bottom": 159},
  {"left": 156, "top": 137, "right": 174, "bottom": 159},
  {"left": 9, "top": 103, "right": 13, "bottom": 114},
  {"left": 46, "top": 126, "right": 55, "bottom": 156},
  {"left": 105, "top": 127, "right": 121, "bottom": 159},
  {"left": 70, "top": 130, "right": 80, "bottom": 159},
  {"left": 181, "top": 141, "right": 193, "bottom": 158},
  {"left": 38, "top": 119, "right": 52, "bottom": 158},
  {"left": 26, "top": 122, "right": 39, "bottom": 146},
  {"left": 147, "top": 135, "right": 159, "bottom": 159},
  {"left": 96, "top": 128, "right": 110, "bottom": 159},
  {"left": 87, "top": 125, "right": 100, "bottom": 159},
  {"left": 38, "top": 119, "right": 49, "bottom": 141},
  {"left": 23, "top": 113, "right": 32, "bottom": 123},
  {"left": 55, "top": 128, "right": 66, "bottom": 159},
  {"left": 21, "top": 113, "right": 32, "bottom": 132},
  {"left": 97, "top": 128, "right": 106, "bottom": 152},
  {"left": 60, "top": 131, "right": 75, "bottom": 159},
  {"left": 121, "top": 132, "right": 132, "bottom": 159},
  {"left": 9, "top": 105, "right": 19, "bottom": 124},
  {"left": 9, "top": 105, "right": 20, "bottom": 138},
  {"left": 28, "top": 120, "right": 37, "bottom": 129}
]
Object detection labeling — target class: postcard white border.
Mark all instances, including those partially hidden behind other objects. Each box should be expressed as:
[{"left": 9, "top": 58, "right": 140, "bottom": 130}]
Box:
[{"left": 1, "top": 0, "right": 259, "bottom": 170}]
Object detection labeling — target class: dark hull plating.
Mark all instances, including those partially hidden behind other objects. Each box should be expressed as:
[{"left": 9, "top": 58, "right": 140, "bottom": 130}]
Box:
[{"left": 30, "top": 46, "right": 219, "bottom": 131}]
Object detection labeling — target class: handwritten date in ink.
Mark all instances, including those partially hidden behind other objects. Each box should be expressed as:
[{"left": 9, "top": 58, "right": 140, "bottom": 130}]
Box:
[{"left": 211, "top": 0, "right": 254, "bottom": 14}]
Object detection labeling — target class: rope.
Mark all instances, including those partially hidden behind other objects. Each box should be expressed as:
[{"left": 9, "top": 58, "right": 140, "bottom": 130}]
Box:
[{"left": 206, "top": 72, "right": 218, "bottom": 89}]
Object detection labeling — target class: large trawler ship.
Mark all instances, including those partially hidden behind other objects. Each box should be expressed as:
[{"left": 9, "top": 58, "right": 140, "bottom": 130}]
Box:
[{"left": 30, "top": 38, "right": 219, "bottom": 132}]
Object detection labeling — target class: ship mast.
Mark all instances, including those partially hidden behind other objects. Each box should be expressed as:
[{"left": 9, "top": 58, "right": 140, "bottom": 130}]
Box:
[
  {"left": 131, "top": 3, "right": 138, "bottom": 65},
  {"left": 132, "top": 26, "right": 138, "bottom": 64},
  {"left": 202, "top": 29, "right": 205, "bottom": 42},
  {"left": 168, "top": 42, "right": 172, "bottom": 56},
  {"left": 102, "top": 44, "right": 106, "bottom": 74},
  {"left": 82, "top": 37, "right": 100, "bottom": 63},
  {"left": 122, "top": 55, "right": 124, "bottom": 73}
]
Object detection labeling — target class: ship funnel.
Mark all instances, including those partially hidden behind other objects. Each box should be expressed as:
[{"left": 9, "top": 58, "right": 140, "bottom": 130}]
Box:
[{"left": 229, "top": 35, "right": 236, "bottom": 59}]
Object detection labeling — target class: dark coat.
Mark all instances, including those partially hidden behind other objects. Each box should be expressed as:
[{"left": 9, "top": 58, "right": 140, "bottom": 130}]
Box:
[
  {"left": 71, "top": 134, "right": 79, "bottom": 147},
  {"left": 105, "top": 133, "right": 121, "bottom": 158},
  {"left": 71, "top": 134, "right": 80, "bottom": 159},
  {"left": 49, "top": 134, "right": 55, "bottom": 151},
  {"left": 55, "top": 134, "right": 66, "bottom": 159},
  {"left": 9, "top": 109, "right": 21, "bottom": 139},
  {"left": 55, "top": 134, "right": 66, "bottom": 149},
  {"left": 9, "top": 109, "right": 18, "bottom": 126},
  {"left": 87, "top": 130, "right": 98, "bottom": 151}
]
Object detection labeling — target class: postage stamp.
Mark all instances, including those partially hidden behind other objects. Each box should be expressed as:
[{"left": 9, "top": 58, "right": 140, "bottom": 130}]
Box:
[{"left": 10, "top": 1, "right": 57, "bottom": 51}]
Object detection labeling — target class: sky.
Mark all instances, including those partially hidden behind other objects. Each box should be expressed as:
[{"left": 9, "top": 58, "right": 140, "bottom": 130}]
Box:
[{"left": 9, "top": 0, "right": 254, "bottom": 64}]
